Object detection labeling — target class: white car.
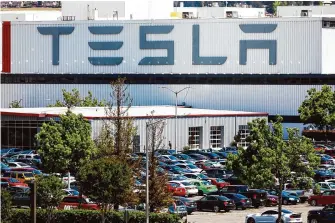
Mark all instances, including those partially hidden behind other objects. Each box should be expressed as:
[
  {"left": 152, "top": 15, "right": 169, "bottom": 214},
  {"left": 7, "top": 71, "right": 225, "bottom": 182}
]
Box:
[
  {"left": 245, "top": 209, "right": 302, "bottom": 223},
  {"left": 7, "top": 162, "right": 31, "bottom": 168},
  {"left": 169, "top": 180, "right": 198, "bottom": 196},
  {"left": 175, "top": 164, "right": 203, "bottom": 173}
]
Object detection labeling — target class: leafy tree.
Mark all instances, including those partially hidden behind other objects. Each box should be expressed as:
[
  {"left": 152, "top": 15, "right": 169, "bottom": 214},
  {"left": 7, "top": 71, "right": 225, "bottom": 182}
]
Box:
[
  {"left": 49, "top": 89, "right": 106, "bottom": 108},
  {"left": 139, "top": 113, "right": 173, "bottom": 212},
  {"left": 1, "top": 190, "right": 12, "bottom": 223},
  {"left": 35, "top": 175, "right": 65, "bottom": 223},
  {"left": 228, "top": 116, "right": 319, "bottom": 220},
  {"left": 78, "top": 157, "right": 134, "bottom": 223},
  {"left": 298, "top": 85, "right": 335, "bottom": 142},
  {"left": 9, "top": 99, "right": 23, "bottom": 108},
  {"left": 36, "top": 110, "right": 96, "bottom": 175}
]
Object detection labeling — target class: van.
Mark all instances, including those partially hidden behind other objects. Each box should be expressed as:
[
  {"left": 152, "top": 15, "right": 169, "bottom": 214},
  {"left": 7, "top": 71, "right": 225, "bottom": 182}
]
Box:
[{"left": 3, "top": 171, "right": 35, "bottom": 183}]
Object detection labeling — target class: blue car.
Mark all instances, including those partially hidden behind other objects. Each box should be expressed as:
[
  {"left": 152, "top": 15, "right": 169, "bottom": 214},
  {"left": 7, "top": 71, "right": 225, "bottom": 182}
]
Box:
[
  {"left": 1, "top": 162, "right": 11, "bottom": 175},
  {"left": 282, "top": 191, "right": 300, "bottom": 205},
  {"left": 174, "top": 154, "right": 195, "bottom": 162},
  {"left": 164, "top": 165, "right": 193, "bottom": 174},
  {"left": 314, "top": 169, "right": 335, "bottom": 182}
]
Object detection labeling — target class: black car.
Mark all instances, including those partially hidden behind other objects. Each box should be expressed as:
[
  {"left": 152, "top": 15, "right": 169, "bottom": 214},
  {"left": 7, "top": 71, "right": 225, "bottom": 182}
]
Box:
[
  {"left": 196, "top": 195, "right": 235, "bottom": 212},
  {"left": 12, "top": 192, "right": 30, "bottom": 207},
  {"left": 174, "top": 196, "right": 197, "bottom": 215},
  {"left": 205, "top": 168, "right": 233, "bottom": 179},
  {"left": 224, "top": 185, "right": 267, "bottom": 208},
  {"left": 308, "top": 204, "right": 335, "bottom": 223},
  {"left": 220, "top": 193, "right": 252, "bottom": 210}
]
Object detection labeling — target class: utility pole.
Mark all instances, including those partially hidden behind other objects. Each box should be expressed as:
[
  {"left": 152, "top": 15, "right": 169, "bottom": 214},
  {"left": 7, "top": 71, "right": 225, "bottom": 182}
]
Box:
[
  {"left": 29, "top": 181, "right": 36, "bottom": 223},
  {"left": 160, "top": 86, "right": 191, "bottom": 154},
  {"left": 145, "top": 123, "right": 149, "bottom": 223}
]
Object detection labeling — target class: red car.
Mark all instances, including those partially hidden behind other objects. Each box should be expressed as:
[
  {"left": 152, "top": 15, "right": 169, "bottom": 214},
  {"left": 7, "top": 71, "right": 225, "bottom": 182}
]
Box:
[
  {"left": 308, "top": 190, "right": 335, "bottom": 206},
  {"left": 266, "top": 194, "right": 278, "bottom": 206},
  {"left": 167, "top": 183, "right": 187, "bottom": 197},
  {"left": 209, "top": 178, "right": 230, "bottom": 189},
  {"left": 58, "top": 196, "right": 100, "bottom": 210},
  {"left": 1, "top": 177, "right": 28, "bottom": 187}
]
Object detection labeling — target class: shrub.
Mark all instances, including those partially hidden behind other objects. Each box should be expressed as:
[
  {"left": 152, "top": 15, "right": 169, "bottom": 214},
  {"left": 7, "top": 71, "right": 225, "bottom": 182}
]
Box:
[
  {"left": 1, "top": 190, "right": 12, "bottom": 223},
  {"left": 11, "top": 209, "right": 180, "bottom": 223}
]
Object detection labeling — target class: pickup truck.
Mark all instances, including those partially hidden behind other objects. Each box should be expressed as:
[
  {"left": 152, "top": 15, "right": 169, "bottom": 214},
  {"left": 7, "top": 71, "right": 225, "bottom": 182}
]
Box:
[{"left": 220, "top": 185, "right": 267, "bottom": 208}]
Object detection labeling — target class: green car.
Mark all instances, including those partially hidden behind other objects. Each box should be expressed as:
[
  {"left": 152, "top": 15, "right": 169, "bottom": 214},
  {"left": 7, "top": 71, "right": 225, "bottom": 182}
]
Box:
[{"left": 191, "top": 180, "right": 218, "bottom": 196}]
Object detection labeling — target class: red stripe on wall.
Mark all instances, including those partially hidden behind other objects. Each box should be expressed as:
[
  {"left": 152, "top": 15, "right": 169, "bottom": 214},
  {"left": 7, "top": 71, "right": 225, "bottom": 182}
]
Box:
[{"left": 2, "top": 21, "right": 11, "bottom": 73}]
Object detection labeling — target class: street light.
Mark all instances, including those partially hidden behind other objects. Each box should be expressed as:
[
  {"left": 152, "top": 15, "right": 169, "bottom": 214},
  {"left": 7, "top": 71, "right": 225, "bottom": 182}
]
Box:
[{"left": 160, "top": 86, "right": 191, "bottom": 154}]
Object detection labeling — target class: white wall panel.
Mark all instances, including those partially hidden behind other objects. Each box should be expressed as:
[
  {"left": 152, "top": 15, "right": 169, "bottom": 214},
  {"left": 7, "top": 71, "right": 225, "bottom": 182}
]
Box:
[
  {"left": 2, "top": 84, "right": 334, "bottom": 116},
  {"left": 10, "top": 18, "right": 323, "bottom": 74},
  {"left": 322, "top": 29, "right": 335, "bottom": 74}
]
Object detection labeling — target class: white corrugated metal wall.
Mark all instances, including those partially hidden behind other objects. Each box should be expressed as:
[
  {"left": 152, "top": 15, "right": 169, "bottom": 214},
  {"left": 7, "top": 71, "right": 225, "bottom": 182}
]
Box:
[
  {"left": 91, "top": 115, "right": 265, "bottom": 151},
  {"left": 10, "top": 18, "right": 322, "bottom": 74},
  {"left": 2, "top": 84, "right": 333, "bottom": 116}
]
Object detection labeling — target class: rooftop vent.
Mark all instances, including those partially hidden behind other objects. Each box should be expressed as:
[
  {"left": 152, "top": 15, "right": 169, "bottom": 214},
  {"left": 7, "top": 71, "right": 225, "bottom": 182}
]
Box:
[{"left": 301, "top": 9, "right": 312, "bottom": 17}]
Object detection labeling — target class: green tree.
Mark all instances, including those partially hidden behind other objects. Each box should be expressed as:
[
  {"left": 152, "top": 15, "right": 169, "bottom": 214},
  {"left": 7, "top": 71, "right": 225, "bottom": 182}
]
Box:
[
  {"left": 298, "top": 85, "right": 335, "bottom": 142},
  {"left": 1, "top": 190, "right": 12, "bottom": 223},
  {"left": 49, "top": 89, "right": 106, "bottom": 108},
  {"left": 35, "top": 175, "right": 65, "bottom": 223},
  {"left": 228, "top": 116, "right": 319, "bottom": 220},
  {"left": 9, "top": 99, "right": 23, "bottom": 108},
  {"left": 36, "top": 110, "right": 96, "bottom": 175},
  {"left": 77, "top": 157, "right": 134, "bottom": 223}
]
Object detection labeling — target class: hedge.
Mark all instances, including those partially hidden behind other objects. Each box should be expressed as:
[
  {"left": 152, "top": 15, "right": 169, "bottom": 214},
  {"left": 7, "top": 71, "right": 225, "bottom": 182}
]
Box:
[{"left": 11, "top": 209, "right": 181, "bottom": 223}]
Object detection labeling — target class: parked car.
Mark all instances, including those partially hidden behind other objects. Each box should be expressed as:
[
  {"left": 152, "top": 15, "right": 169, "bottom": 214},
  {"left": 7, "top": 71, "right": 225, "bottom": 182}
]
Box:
[
  {"left": 308, "top": 204, "right": 335, "bottom": 223},
  {"left": 196, "top": 195, "right": 235, "bottom": 212},
  {"left": 205, "top": 168, "right": 234, "bottom": 179},
  {"left": 8, "top": 186, "right": 30, "bottom": 195},
  {"left": 220, "top": 193, "right": 252, "bottom": 210},
  {"left": 1, "top": 177, "right": 28, "bottom": 187},
  {"left": 169, "top": 181, "right": 198, "bottom": 196},
  {"left": 313, "top": 182, "right": 335, "bottom": 194},
  {"left": 13, "top": 159, "right": 40, "bottom": 169},
  {"left": 308, "top": 190, "right": 335, "bottom": 206},
  {"left": 183, "top": 173, "right": 210, "bottom": 181},
  {"left": 245, "top": 209, "right": 302, "bottom": 223},
  {"left": 174, "top": 154, "right": 195, "bottom": 163},
  {"left": 173, "top": 196, "right": 197, "bottom": 215},
  {"left": 7, "top": 162, "right": 32, "bottom": 168},
  {"left": 1, "top": 181, "right": 9, "bottom": 189},
  {"left": 168, "top": 200, "right": 187, "bottom": 219},
  {"left": 167, "top": 182, "right": 187, "bottom": 197},
  {"left": 187, "top": 154, "right": 208, "bottom": 162},
  {"left": 265, "top": 194, "right": 278, "bottom": 207},
  {"left": 314, "top": 169, "right": 335, "bottom": 182},
  {"left": 224, "top": 185, "right": 267, "bottom": 208},
  {"left": 3, "top": 171, "right": 35, "bottom": 183},
  {"left": 58, "top": 196, "right": 100, "bottom": 210},
  {"left": 1, "top": 162, "right": 11, "bottom": 175},
  {"left": 191, "top": 180, "right": 217, "bottom": 195},
  {"left": 62, "top": 189, "right": 80, "bottom": 196},
  {"left": 175, "top": 164, "right": 202, "bottom": 173},
  {"left": 281, "top": 191, "right": 300, "bottom": 205},
  {"left": 12, "top": 192, "right": 32, "bottom": 207}
]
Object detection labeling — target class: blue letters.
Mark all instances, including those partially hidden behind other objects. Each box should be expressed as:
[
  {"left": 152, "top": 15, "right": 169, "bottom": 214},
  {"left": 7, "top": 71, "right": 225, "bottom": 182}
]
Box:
[
  {"left": 138, "top": 26, "right": 174, "bottom": 65},
  {"left": 192, "top": 25, "right": 227, "bottom": 65},
  {"left": 88, "top": 26, "right": 123, "bottom": 66},
  {"left": 37, "top": 27, "right": 74, "bottom": 65},
  {"left": 239, "top": 24, "right": 277, "bottom": 65}
]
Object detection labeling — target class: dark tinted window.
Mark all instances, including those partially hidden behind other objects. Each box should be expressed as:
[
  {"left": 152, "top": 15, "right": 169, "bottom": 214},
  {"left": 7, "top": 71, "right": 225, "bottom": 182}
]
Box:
[
  {"left": 207, "top": 196, "right": 218, "bottom": 201},
  {"left": 262, "top": 210, "right": 278, "bottom": 215},
  {"left": 218, "top": 196, "right": 230, "bottom": 201},
  {"left": 63, "top": 197, "right": 77, "bottom": 203}
]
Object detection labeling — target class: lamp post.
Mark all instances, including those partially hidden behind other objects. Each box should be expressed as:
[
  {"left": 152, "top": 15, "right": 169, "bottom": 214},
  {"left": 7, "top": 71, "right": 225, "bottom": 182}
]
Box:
[{"left": 160, "top": 87, "right": 191, "bottom": 154}]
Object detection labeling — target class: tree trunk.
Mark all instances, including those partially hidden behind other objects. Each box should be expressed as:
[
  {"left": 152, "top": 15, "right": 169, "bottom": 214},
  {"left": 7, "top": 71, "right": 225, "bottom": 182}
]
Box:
[
  {"left": 113, "top": 203, "right": 119, "bottom": 211},
  {"left": 101, "top": 210, "right": 106, "bottom": 223},
  {"left": 277, "top": 177, "right": 283, "bottom": 223}
]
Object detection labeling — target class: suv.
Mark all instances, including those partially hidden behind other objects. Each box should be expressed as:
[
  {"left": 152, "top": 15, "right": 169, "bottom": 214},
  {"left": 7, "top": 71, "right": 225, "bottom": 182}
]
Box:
[{"left": 58, "top": 196, "right": 100, "bottom": 210}]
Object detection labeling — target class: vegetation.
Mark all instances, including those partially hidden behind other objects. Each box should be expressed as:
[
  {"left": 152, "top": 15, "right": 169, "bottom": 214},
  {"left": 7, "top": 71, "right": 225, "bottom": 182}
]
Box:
[
  {"left": 78, "top": 158, "right": 135, "bottom": 222},
  {"left": 298, "top": 85, "right": 335, "bottom": 142},
  {"left": 35, "top": 175, "right": 65, "bottom": 223},
  {"left": 36, "top": 110, "right": 96, "bottom": 175},
  {"left": 48, "top": 89, "right": 106, "bottom": 108},
  {"left": 9, "top": 99, "right": 23, "bottom": 108},
  {"left": 10, "top": 209, "right": 180, "bottom": 223},
  {"left": 1, "top": 190, "right": 12, "bottom": 223},
  {"left": 228, "top": 116, "right": 320, "bottom": 220}
]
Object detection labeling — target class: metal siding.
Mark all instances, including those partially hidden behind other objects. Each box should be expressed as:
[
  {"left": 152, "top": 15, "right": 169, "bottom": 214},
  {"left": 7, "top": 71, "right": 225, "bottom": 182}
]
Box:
[
  {"left": 3, "top": 84, "right": 334, "bottom": 116},
  {"left": 10, "top": 18, "right": 322, "bottom": 74},
  {"left": 322, "top": 29, "right": 335, "bottom": 74}
]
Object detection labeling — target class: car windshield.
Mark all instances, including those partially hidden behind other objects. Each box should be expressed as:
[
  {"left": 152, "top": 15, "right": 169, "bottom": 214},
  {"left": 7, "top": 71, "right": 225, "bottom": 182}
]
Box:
[
  {"left": 169, "top": 156, "right": 178, "bottom": 161},
  {"left": 199, "top": 174, "right": 209, "bottom": 179},
  {"left": 9, "top": 178, "right": 20, "bottom": 183},
  {"left": 216, "top": 178, "right": 225, "bottom": 183},
  {"left": 172, "top": 166, "right": 183, "bottom": 171},
  {"left": 34, "top": 155, "right": 41, "bottom": 159},
  {"left": 323, "top": 155, "right": 332, "bottom": 159},
  {"left": 329, "top": 183, "right": 335, "bottom": 189},
  {"left": 33, "top": 170, "right": 42, "bottom": 175},
  {"left": 1, "top": 163, "right": 9, "bottom": 168},
  {"left": 218, "top": 196, "right": 229, "bottom": 201},
  {"left": 174, "top": 175, "right": 188, "bottom": 181},
  {"left": 202, "top": 181, "right": 211, "bottom": 186},
  {"left": 235, "top": 194, "right": 247, "bottom": 199},
  {"left": 23, "top": 173, "right": 34, "bottom": 177},
  {"left": 187, "top": 164, "right": 198, "bottom": 169}
]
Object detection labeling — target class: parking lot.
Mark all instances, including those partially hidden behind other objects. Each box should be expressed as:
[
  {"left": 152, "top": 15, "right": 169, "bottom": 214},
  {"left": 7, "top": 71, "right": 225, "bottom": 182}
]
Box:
[{"left": 186, "top": 203, "right": 318, "bottom": 223}]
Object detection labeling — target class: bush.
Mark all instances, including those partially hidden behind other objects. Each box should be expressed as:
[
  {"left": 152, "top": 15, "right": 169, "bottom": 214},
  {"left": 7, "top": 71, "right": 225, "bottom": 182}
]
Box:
[
  {"left": 11, "top": 209, "right": 180, "bottom": 223},
  {"left": 1, "top": 190, "right": 12, "bottom": 223}
]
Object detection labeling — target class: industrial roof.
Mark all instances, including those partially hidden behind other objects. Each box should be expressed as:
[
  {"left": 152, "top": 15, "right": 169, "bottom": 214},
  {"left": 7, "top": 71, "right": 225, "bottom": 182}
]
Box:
[{"left": 0, "top": 106, "right": 268, "bottom": 119}]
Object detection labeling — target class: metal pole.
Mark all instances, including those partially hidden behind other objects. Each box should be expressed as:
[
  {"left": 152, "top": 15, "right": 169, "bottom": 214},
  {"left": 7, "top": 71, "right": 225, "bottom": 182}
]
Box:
[
  {"left": 67, "top": 171, "right": 71, "bottom": 190},
  {"left": 145, "top": 123, "right": 149, "bottom": 223},
  {"left": 175, "top": 93, "right": 178, "bottom": 154},
  {"left": 30, "top": 181, "right": 36, "bottom": 223}
]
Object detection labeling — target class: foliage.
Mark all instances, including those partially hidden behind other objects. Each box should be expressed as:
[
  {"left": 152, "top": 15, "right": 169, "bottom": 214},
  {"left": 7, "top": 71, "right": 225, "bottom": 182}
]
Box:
[
  {"left": 35, "top": 175, "right": 65, "bottom": 223},
  {"left": 10, "top": 209, "right": 180, "bottom": 223},
  {"left": 78, "top": 157, "right": 135, "bottom": 220},
  {"left": 48, "top": 89, "right": 106, "bottom": 108},
  {"left": 9, "top": 99, "right": 23, "bottom": 108},
  {"left": 182, "top": 146, "right": 190, "bottom": 152},
  {"left": 298, "top": 85, "right": 335, "bottom": 141},
  {"left": 36, "top": 111, "right": 96, "bottom": 175},
  {"left": 139, "top": 113, "right": 173, "bottom": 212},
  {"left": 1, "top": 190, "right": 12, "bottom": 223},
  {"left": 313, "top": 183, "right": 321, "bottom": 195},
  {"left": 228, "top": 116, "right": 320, "bottom": 220}
]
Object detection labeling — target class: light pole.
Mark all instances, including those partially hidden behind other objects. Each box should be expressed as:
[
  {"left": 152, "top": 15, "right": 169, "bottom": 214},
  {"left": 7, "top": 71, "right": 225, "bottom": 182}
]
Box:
[
  {"left": 145, "top": 119, "right": 168, "bottom": 223},
  {"left": 160, "top": 87, "right": 191, "bottom": 154}
]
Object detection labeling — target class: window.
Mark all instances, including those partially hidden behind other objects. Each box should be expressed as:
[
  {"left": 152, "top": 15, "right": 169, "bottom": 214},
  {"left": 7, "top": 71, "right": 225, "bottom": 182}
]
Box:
[
  {"left": 238, "top": 125, "right": 250, "bottom": 148},
  {"left": 188, "top": 127, "right": 202, "bottom": 149},
  {"left": 210, "top": 126, "right": 224, "bottom": 148}
]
